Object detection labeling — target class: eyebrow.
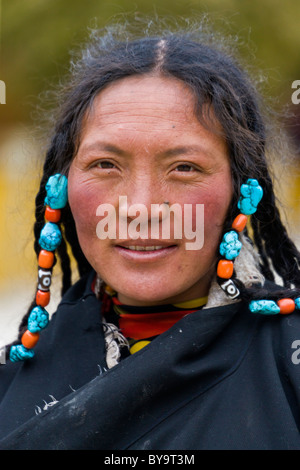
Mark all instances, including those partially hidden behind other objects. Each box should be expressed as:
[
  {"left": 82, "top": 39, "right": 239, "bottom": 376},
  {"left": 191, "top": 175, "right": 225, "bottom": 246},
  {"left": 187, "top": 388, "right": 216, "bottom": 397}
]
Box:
[
  {"left": 79, "top": 142, "right": 127, "bottom": 156},
  {"left": 78, "top": 141, "right": 212, "bottom": 159},
  {"left": 162, "top": 145, "right": 208, "bottom": 157}
]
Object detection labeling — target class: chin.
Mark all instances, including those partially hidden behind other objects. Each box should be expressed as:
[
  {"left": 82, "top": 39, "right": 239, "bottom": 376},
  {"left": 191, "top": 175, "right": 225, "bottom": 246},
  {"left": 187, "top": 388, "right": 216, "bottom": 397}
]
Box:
[{"left": 116, "top": 284, "right": 180, "bottom": 306}]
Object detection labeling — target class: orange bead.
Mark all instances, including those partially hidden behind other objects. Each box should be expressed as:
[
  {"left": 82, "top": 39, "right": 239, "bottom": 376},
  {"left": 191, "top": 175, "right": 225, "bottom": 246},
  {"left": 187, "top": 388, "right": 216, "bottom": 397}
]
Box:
[
  {"left": 38, "top": 250, "right": 54, "bottom": 269},
  {"left": 217, "top": 259, "right": 234, "bottom": 279},
  {"left": 36, "top": 290, "right": 50, "bottom": 307},
  {"left": 21, "top": 330, "right": 40, "bottom": 349},
  {"left": 45, "top": 206, "right": 61, "bottom": 223},
  {"left": 232, "top": 214, "right": 248, "bottom": 232},
  {"left": 278, "top": 298, "right": 295, "bottom": 315}
]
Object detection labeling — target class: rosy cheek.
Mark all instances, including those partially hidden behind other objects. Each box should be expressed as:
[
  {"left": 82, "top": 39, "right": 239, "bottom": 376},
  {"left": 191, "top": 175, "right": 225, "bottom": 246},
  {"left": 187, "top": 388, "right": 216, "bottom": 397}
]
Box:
[
  {"left": 180, "top": 185, "right": 230, "bottom": 250},
  {"left": 68, "top": 177, "right": 103, "bottom": 236},
  {"left": 203, "top": 194, "right": 227, "bottom": 227}
]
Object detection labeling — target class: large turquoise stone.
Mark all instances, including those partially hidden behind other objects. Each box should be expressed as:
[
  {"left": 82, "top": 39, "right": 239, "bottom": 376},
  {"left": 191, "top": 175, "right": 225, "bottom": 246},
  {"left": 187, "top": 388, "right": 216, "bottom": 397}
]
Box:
[
  {"left": 44, "top": 174, "right": 68, "bottom": 209},
  {"left": 249, "top": 299, "right": 280, "bottom": 315},
  {"left": 28, "top": 306, "right": 49, "bottom": 333},
  {"left": 219, "top": 230, "right": 242, "bottom": 260},
  {"left": 9, "top": 344, "right": 35, "bottom": 362},
  {"left": 39, "top": 222, "right": 62, "bottom": 251},
  {"left": 237, "top": 179, "right": 263, "bottom": 215}
]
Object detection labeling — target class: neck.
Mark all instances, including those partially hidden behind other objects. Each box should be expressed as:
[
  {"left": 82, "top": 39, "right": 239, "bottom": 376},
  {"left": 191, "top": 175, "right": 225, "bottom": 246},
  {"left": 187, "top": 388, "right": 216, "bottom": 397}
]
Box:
[{"left": 117, "top": 279, "right": 211, "bottom": 307}]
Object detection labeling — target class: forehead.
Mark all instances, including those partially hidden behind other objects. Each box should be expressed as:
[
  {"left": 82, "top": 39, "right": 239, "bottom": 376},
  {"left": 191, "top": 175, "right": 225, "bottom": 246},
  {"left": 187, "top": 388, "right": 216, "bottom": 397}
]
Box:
[
  {"left": 81, "top": 75, "right": 205, "bottom": 134},
  {"left": 77, "top": 74, "right": 226, "bottom": 156}
]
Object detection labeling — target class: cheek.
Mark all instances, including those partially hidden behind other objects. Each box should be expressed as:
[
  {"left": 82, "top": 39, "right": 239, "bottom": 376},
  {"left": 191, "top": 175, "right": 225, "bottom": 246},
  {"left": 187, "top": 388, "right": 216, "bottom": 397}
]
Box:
[
  {"left": 68, "top": 173, "right": 105, "bottom": 240},
  {"left": 203, "top": 192, "right": 229, "bottom": 227},
  {"left": 182, "top": 185, "right": 231, "bottom": 231}
]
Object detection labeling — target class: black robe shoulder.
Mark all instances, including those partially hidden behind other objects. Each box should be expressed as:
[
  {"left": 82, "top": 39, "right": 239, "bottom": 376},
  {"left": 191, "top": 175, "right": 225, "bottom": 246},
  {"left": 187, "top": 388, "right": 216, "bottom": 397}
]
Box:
[{"left": 1, "top": 271, "right": 300, "bottom": 450}]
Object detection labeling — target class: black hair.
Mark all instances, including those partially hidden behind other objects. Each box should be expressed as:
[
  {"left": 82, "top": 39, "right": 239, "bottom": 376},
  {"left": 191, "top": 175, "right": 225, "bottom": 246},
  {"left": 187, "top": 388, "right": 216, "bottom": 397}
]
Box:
[{"left": 4, "top": 19, "right": 300, "bottom": 360}]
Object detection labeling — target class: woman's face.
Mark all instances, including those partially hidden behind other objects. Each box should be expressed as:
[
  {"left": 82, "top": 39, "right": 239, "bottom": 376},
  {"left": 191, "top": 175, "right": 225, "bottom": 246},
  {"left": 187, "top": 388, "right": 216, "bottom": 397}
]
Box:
[{"left": 68, "top": 75, "right": 233, "bottom": 305}]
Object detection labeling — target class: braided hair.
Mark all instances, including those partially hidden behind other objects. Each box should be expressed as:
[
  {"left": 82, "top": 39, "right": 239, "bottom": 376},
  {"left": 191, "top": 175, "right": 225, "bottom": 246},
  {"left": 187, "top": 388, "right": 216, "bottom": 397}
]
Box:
[{"left": 5, "top": 20, "right": 300, "bottom": 359}]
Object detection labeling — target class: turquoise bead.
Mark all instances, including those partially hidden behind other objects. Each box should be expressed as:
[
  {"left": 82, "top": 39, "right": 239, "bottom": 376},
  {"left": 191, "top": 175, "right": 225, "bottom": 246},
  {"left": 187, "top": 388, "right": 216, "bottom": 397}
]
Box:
[
  {"left": 39, "top": 222, "right": 62, "bottom": 251},
  {"left": 219, "top": 230, "right": 242, "bottom": 260},
  {"left": 28, "top": 306, "right": 49, "bottom": 333},
  {"left": 237, "top": 179, "right": 263, "bottom": 215},
  {"left": 249, "top": 299, "right": 280, "bottom": 315},
  {"left": 9, "top": 344, "right": 35, "bottom": 362},
  {"left": 295, "top": 298, "right": 300, "bottom": 310},
  {"left": 44, "top": 174, "right": 68, "bottom": 209}
]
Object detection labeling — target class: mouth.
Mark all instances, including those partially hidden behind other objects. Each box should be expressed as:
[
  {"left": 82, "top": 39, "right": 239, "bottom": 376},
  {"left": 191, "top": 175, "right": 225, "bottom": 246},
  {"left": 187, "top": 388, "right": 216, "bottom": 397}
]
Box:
[
  {"left": 122, "top": 245, "right": 169, "bottom": 251},
  {"left": 114, "top": 241, "right": 178, "bottom": 260}
]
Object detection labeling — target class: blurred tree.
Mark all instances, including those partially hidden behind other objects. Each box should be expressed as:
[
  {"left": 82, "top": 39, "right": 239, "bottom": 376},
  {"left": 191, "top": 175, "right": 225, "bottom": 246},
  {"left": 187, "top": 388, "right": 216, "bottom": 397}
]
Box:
[{"left": 1, "top": 0, "right": 300, "bottom": 125}]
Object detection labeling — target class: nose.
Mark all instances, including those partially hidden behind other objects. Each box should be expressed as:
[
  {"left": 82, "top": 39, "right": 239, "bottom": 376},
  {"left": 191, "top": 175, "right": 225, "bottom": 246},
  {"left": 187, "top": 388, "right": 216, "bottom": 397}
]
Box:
[
  {"left": 118, "top": 176, "right": 166, "bottom": 221},
  {"left": 128, "top": 173, "right": 160, "bottom": 206},
  {"left": 117, "top": 177, "right": 172, "bottom": 240},
  {"left": 118, "top": 197, "right": 170, "bottom": 222}
]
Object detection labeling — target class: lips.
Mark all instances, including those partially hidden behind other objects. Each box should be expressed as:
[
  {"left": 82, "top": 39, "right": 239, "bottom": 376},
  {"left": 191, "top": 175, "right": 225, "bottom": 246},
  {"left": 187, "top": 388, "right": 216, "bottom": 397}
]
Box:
[
  {"left": 115, "top": 241, "right": 178, "bottom": 260},
  {"left": 115, "top": 241, "right": 177, "bottom": 250},
  {"left": 125, "top": 245, "right": 166, "bottom": 251}
]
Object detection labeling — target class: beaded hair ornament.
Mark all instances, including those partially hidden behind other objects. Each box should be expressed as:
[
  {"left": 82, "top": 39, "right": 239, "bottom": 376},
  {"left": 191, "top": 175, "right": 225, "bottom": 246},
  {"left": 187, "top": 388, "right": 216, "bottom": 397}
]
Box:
[
  {"left": 8, "top": 176, "right": 300, "bottom": 362},
  {"left": 9, "top": 174, "right": 68, "bottom": 362},
  {"left": 216, "top": 178, "right": 300, "bottom": 313}
]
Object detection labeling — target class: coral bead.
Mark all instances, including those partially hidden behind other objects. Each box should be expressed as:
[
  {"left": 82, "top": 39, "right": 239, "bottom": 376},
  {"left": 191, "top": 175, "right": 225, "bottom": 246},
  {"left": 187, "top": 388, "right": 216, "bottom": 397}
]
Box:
[
  {"left": 217, "top": 259, "right": 234, "bottom": 279},
  {"left": 278, "top": 298, "right": 295, "bottom": 315},
  {"left": 45, "top": 206, "right": 61, "bottom": 223},
  {"left": 21, "top": 330, "right": 40, "bottom": 349},
  {"left": 232, "top": 214, "right": 248, "bottom": 232},
  {"left": 38, "top": 250, "right": 54, "bottom": 269},
  {"left": 36, "top": 290, "right": 50, "bottom": 307}
]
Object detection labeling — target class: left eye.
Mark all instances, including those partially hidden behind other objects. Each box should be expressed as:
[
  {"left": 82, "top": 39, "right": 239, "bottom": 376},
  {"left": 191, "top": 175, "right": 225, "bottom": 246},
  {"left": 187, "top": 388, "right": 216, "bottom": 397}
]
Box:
[{"left": 175, "top": 164, "right": 194, "bottom": 172}]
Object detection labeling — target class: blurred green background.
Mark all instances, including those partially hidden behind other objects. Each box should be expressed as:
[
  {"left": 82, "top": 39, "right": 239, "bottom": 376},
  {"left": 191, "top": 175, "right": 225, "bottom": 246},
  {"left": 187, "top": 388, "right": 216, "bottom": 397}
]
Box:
[{"left": 0, "top": 0, "right": 300, "bottom": 343}]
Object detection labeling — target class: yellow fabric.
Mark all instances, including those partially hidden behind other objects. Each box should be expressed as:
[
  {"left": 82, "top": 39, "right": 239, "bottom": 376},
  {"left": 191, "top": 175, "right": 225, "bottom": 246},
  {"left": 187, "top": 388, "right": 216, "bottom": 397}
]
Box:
[
  {"left": 173, "top": 296, "right": 208, "bottom": 309},
  {"left": 112, "top": 294, "right": 208, "bottom": 355},
  {"left": 113, "top": 296, "right": 208, "bottom": 315},
  {"left": 130, "top": 340, "right": 151, "bottom": 354}
]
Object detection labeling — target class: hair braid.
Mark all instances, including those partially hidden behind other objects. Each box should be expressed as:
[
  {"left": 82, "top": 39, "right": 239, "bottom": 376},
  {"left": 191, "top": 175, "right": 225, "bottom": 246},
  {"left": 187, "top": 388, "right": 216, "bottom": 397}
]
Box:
[
  {"left": 250, "top": 216, "right": 276, "bottom": 282},
  {"left": 63, "top": 205, "right": 92, "bottom": 278},
  {"left": 250, "top": 173, "right": 300, "bottom": 288},
  {"left": 3, "top": 146, "right": 72, "bottom": 361},
  {"left": 56, "top": 224, "right": 72, "bottom": 295}
]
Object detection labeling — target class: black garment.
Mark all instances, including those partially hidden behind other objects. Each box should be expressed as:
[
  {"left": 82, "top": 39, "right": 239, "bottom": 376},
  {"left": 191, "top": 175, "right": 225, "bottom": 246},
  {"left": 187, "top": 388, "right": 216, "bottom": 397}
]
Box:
[{"left": 0, "top": 271, "right": 300, "bottom": 449}]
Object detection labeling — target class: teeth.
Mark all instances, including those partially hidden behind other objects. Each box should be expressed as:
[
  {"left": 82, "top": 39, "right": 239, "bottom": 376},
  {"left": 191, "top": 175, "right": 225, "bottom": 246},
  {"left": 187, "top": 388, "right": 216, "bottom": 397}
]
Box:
[{"left": 127, "top": 246, "right": 164, "bottom": 251}]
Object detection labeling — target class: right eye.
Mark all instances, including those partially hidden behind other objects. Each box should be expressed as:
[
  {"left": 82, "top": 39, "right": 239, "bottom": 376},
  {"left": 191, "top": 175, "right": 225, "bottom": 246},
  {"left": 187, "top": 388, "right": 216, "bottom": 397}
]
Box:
[{"left": 96, "top": 161, "right": 116, "bottom": 169}]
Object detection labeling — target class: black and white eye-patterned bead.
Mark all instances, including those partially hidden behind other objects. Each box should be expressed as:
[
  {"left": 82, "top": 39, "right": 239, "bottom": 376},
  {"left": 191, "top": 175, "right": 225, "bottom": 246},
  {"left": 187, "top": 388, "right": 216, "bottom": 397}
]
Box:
[
  {"left": 37, "top": 268, "right": 52, "bottom": 292},
  {"left": 219, "top": 279, "right": 240, "bottom": 299}
]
